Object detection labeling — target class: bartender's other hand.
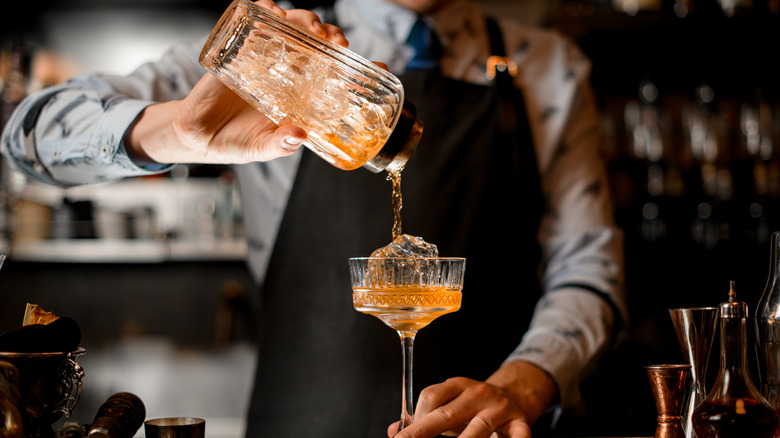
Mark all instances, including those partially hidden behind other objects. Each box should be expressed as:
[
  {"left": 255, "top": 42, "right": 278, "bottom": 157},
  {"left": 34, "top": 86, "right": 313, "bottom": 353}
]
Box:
[{"left": 390, "top": 361, "right": 556, "bottom": 438}]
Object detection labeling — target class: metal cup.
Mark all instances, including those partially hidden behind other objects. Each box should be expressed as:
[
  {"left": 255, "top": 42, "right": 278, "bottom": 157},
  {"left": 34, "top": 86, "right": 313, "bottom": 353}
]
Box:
[
  {"left": 669, "top": 307, "right": 718, "bottom": 438},
  {"left": 647, "top": 364, "right": 690, "bottom": 438},
  {"left": 144, "top": 417, "right": 205, "bottom": 438},
  {"left": 0, "top": 348, "right": 85, "bottom": 438}
]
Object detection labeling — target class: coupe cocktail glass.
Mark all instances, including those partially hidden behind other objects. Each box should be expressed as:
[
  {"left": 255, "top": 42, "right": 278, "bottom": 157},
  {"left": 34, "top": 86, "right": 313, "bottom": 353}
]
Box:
[{"left": 349, "top": 257, "right": 465, "bottom": 435}]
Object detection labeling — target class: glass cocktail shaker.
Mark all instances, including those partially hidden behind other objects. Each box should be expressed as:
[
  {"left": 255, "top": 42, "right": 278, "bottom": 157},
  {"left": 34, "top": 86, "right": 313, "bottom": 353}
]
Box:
[{"left": 199, "top": 0, "right": 423, "bottom": 173}]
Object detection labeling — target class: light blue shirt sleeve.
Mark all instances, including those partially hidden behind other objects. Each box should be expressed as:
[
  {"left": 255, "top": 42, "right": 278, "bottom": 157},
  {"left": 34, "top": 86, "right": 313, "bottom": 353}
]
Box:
[
  {"left": 1, "top": 41, "right": 205, "bottom": 187},
  {"left": 1, "top": 81, "right": 160, "bottom": 187}
]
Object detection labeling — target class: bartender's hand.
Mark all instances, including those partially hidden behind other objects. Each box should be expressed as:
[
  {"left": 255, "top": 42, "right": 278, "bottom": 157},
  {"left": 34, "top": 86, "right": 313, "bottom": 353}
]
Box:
[
  {"left": 390, "top": 361, "right": 557, "bottom": 438},
  {"left": 124, "top": 0, "right": 349, "bottom": 166}
]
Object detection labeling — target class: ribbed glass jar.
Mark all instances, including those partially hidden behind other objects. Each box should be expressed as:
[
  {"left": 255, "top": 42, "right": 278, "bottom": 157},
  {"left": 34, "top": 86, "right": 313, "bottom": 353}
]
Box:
[{"left": 199, "top": 0, "right": 422, "bottom": 172}]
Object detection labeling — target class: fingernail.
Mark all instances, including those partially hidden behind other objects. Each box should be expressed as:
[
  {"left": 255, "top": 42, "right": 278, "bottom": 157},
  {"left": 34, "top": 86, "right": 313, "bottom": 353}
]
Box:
[{"left": 283, "top": 136, "right": 304, "bottom": 149}]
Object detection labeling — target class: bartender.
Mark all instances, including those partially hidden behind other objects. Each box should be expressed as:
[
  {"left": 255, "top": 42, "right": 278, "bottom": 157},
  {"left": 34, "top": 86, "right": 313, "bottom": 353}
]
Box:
[{"left": 1, "top": 0, "right": 626, "bottom": 437}]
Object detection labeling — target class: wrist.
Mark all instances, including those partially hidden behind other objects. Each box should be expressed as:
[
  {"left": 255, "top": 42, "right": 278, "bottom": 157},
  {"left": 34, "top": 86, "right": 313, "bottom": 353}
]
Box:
[
  {"left": 124, "top": 101, "right": 184, "bottom": 165},
  {"left": 486, "top": 360, "right": 558, "bottom": 426}
]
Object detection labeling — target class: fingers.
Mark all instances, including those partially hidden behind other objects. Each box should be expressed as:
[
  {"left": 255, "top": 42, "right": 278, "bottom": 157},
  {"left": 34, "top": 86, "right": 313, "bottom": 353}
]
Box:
[
  {"left": 396, "top": 378, "right": 532, "bottom": 438},
  {"left": 415, "top": 377, "right": 471, "bottom": 418},
  {"left": 286, "top": 9, "right": 327, "bottom": 37},
  {"left": 387, "top": 422, "right": 399, "bottom": 438},
  {"left": 250, "top": 1, "right": 349, "bottom": 47},
  {"left": 457, "top": 403, "right": 529, "bottom": 438},
  {"left": 253, "top": 0, "right": 286, "bottom": 15},
  {"left": 322, "top": 23, "right": 349, "bottom": 47},
  {"left": 500, "top": 419, "right": 532, "bottom": 438},
  {"left": 285, "top": 9, "right": 348, "bottom": 47},
  {"left": 267, "top": 125, "right": 307, "bottom": 158}
]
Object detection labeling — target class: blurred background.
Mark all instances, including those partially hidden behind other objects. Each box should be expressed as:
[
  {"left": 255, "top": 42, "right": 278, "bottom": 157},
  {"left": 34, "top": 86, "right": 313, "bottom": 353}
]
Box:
[{"left": 2, "top": 0, "right": 780, "bottom": 436}]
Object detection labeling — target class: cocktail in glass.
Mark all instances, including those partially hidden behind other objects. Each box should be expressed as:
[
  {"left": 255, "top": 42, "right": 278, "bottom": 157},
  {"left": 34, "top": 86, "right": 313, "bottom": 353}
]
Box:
[{"left": 348, "top": 256, "right": 466, "bottom": 435}]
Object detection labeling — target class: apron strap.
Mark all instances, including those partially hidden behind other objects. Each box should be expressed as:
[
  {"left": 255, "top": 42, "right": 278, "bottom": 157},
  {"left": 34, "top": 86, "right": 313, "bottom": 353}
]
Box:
[
  {"left": 484, "top": 16, "right": 544, "bottom": 245},
  {"left": 486, "top": 17, "right": 507, "bottom": 56},
  {"left": 485, "top": 17, "right": 522, "bottom": 133}
]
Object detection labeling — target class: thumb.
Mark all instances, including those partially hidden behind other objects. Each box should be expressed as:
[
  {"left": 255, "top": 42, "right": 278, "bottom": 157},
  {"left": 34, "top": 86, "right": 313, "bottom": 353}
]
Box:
[
  {"left": 265, "top": 125, "right": 307, "bottom": 158},
  {"left": 387, "top": 421, "right": 399, "bottom": 438}
]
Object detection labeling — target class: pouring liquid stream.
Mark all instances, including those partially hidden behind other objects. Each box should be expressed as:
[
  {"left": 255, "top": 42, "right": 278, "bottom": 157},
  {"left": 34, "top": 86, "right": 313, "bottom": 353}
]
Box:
[{"left": 389, "top": 169, "right": 403, "bottom": 241}]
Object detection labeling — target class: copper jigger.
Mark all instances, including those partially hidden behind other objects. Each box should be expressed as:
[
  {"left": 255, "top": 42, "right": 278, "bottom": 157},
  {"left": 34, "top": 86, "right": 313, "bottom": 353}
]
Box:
[{"left": 647, "top": 364, "right": 690, "bottom": 438}]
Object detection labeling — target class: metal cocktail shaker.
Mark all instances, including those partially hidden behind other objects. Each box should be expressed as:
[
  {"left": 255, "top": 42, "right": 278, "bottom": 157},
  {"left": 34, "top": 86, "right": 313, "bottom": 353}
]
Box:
[{"left": 669, "top": 307, "right": 718, "bottom": 438}]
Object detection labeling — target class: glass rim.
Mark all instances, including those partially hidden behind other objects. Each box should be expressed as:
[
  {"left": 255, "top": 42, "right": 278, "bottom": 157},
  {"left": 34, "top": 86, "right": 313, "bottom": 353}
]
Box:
[
  {"left": 145, "top": 417, "right": 206, "bottom": 426},
  {"left": 0, "top": 347, "right": 86, "bottom": 358},
  {"left": 348, "top": 257, "right": 466, "bottom": 261},
  {"left": 669, "top": 306, "right": 719, "bottom": 311}
]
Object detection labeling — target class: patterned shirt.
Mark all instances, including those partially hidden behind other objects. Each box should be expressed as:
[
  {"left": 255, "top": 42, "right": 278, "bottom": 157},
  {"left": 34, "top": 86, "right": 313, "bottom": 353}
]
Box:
[{"left": 1, "top": 0, "right": 626, "bottom": 411}]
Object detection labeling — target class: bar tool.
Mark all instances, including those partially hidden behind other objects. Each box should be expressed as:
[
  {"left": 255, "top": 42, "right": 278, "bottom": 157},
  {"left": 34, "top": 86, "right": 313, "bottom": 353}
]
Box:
[
  {"left": 647, "top": 364, "right": 691, "bottom": 438},
  {"left": 669, "top": 307, "right": 718, "bottom": 438}
]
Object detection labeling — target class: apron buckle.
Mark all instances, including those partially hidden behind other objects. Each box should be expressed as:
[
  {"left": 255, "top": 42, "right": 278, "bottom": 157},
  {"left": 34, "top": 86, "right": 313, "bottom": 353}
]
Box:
[{"left": 485, "top": 56, "right": 517, "bottom": 80}]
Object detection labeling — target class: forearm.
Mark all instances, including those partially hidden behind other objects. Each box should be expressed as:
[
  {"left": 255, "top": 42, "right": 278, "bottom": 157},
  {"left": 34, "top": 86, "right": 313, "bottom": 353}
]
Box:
[
  {"left": 506, "top": 285, "right": 617, "bottom": 408},
  {"left": 511, "top": 157, "right": 624, "bottom": 409},
  {"left": 1, "top": 83, "right": 168, "bottom": 187},
  {"left": 517, "top": 65, "right": 626, "bottom": 407},
  {"left": 0, "top": 41, "right": 209, "bottom": 186},
  {"left": 524, "top": 121, "right": 626, "bottom": 407}
]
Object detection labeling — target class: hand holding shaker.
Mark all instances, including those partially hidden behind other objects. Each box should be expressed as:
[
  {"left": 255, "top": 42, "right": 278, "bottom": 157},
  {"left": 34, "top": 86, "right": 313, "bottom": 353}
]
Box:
[{"left": 199, "top": 0, "right": 423, "bottom": 173}]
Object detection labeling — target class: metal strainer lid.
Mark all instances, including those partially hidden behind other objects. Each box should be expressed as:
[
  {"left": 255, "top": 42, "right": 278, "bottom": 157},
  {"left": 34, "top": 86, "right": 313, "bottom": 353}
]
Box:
[
  {"left": 720, "top": 280, "right": 747, "bottom": 319},
  {"left": 363, "top": 101, "right": 423, "bottom": 173}
]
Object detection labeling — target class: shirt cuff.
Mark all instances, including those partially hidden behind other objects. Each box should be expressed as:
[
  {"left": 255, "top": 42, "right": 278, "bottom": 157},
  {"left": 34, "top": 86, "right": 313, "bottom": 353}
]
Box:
[
  {"left": 85, "top": 98, "right": 168, "bottom": 171},
  {"left": 119, "top": 106, "right": 174, "bottom": 172},
  {"left": 36, "top": 97, "right": 174, "bottom": 184}
]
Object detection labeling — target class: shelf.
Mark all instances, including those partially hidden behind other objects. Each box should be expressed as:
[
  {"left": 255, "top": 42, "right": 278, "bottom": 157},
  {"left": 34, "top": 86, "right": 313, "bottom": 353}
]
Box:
[
  {"left": 9, "top": 238, "right": 247, "bottom": 263},
  {"left": 4, "top": 175, "right": 246, "bottom": 262}
]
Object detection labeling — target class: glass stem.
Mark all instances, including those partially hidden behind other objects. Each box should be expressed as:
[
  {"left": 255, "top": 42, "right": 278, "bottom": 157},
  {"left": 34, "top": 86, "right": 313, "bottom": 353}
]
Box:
[{"left": 397, "top": 331, "right": 416, "bottom": 435}]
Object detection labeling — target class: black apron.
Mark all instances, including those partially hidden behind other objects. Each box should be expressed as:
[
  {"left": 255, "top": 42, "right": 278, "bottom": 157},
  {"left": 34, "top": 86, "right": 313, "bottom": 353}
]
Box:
[{"left": 245, "top": 18, "right": 545, "bottom": 438}]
